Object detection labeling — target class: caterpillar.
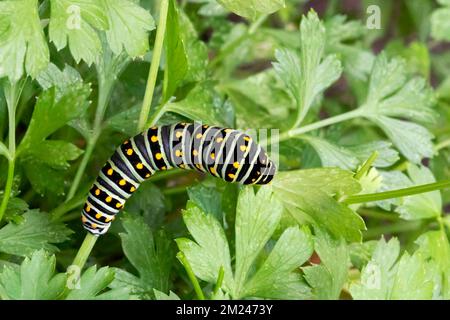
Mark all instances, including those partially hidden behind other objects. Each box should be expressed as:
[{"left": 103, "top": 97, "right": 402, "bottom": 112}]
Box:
[{"left": 81, "top": 123, "right": 277, "bottom": 235}]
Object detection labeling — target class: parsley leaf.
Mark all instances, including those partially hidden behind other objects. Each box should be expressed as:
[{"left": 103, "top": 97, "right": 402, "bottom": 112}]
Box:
[
  {"left": 0, "top": 250, "right": 66, "bottom": 299},
  {"left": 111, "top": 214, "right": 174, "bottom": 299},
  {"left": 0, "top": 0, "right": 49, "bottom": 81},
  {"left": 217, "top": 0, "right": 285, "bottom": 20},
  {"left": 273, "top": 11, "right": 342, "bottom": 128}
]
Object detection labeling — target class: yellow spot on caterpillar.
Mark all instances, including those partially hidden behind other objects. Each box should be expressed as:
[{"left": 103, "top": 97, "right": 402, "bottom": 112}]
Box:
[
  {"left": 252, "top": 178, "right": 256, "bottom": 182},
  {"left": 196, "top": 164, "right": 202, "bottom": 169},
  {"left": 210, "top": 153, "right": 215, "bottom": 160},
  {"left": 228, "top": 173, "right": 235, "bottom": 179},
  {"left": 145, "top": 173, "right": 151, "bottom": 178},
  {"left": 257, "top": 171, "right": 260, "bottom": 175},
  {"left": 107, "top": 168, "right": 113, "bottom": 176},
  {"left": 116, "top": 203, "right": 122, "bottom": 208},
  {"left": 216, "top": 137, "right": 224, "bottom": 143},
  {"left": 225, "top": 129, "right": 232, "bottom": 133},
  {"left": 240, "top": 145, "right": 247, "bottom": 152},
  {"left": 124, "top": 140, "right": 129, "bottom": 144},
  {"left": 244, "top": 136, "right": 251, "bottom": 142},
  {"left": 151, "top": 135, "right": 158, "bottom": 142},
  {"left": 210, "top": 167, "right": 216, "bottom": 174},
  {"left": 130, "top": 186, "right": 136, "bottom": 192},
  {"left": 82, "top": 216, "right": 87, "bottom": 223},
  {"left": 161, "top": 166, "right": 167, "bottom": 170},
  {"left": 126, "top": 149, "right": 133, "bottom": 156},
  {"left": 136, "top": 163, "right": 143, "bottom": 169},
  {"left": 176, "top": 131, "right": 183, "bottom": 138},
  {"left": 233, "top": 162, "right": 240, "bottom": 169},
  {"left": 105, "top": 217, "right": 112, "bottom": 222},
  {"left": 203, "top": 125, "right": 208, "bottom": 128},
  {"left": 175, "top": 150, "right": 183, "bottom": 157},
  {"left": 95, "top": 213, "right": 102, "bottom": 219},
  {"left": 86, "top": 205, "right": 91, "bottom": 212},
  {"left": 106, "top": 196, "right": 112, "bottom": 203},
  {"left": 151, "top": 126, "right": 157, "bottom": 130},
  {"left": 119, "top": 179, "right": 126, "bottom": 186},
  {"left": 156, "top": 153, "right": 162, "bottom": 160},
  {"left": 196, "top": 133, "right": 202, "bottom": 139},
  {"left": 92, "top": 223, "right": 97, "bottom": 229},
  {"left": 179, "top": 164, "right": 185, "bottom": 169},
  {"left": 95, "top": 189, "right": 100, "bottom": 196},
  {"left": 192, "top": 149, "right": 198, "bottom": 156}
]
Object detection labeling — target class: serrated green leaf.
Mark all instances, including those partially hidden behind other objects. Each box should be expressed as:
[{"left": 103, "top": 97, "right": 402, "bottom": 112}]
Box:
[
  {"left": 303, "top": 229, "right": 349, "bottom": 299},
  {"left": 302, "top": 136, "right": 360, "bottom": 170},
  {"left": 217, "top": 0, "right": 285, "bottom": 20},
  {"left": 274, "top": 11, "right": 342, "bottom": 128},
  {"left": 36, "top": 63, "right": 83, "bottom": 98},
  {"left": 273, "top": 168, "right": 365, "bottom": 242},
  {"left": 18, "top": 84, "right": 91, "bottom": 153},
  {"left": 163, "top": 0, "right": 188, "bottom": 102},
  {"left": 242, "top": 226, "right": 313, "bottom": 299},
  {"left": 22, "top": 140, "right": 83, "bottom": 170},
  {"left": 116, "top": 214, "right": 173, "bottom": 298},
  {"left": 0, "top": 210, "right": 72, "bottom": 257},
  {"left": 0, "top": 0, "right": 49, "bottom": 81},
  {"left": 350, "top": 237, "right": 435, "bottom": 300},
  {"left": 153, "top": 289, "right": 180, "bottom": 300},
  {"left": 66, "top": 266, "right": 132, "bottom": 300},
  {"left": 234, "top": 186, "right": 283, "bottom": 297},
  {"left": 176, "top": 201, "right": 234, "bottom": 292},
  {"left": 369, "top": 116, "right": 434, "bottom": 164},
  {"left": 0, "top": 250, "right": 66, "bottom": 300},
  {"left": 101, "top": 0, "right": 155, "bottom": 57},
  {"left": 49, "top": 0, "right": 108, "bottom": 65},
  {"left": 395, "top": 165, "right": 441, "bottom": 220},
  {"left": 164, "top": 82, "right": 226, "bottom": 125}
]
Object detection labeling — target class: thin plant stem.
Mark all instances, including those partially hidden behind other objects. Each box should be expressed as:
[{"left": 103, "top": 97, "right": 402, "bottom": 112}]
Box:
[
  {"left": 363, "top": 221, "right": 422, "bottom": 239},
  {"left": 435, "top": 138, "right": 450, "bottom": 152},
  {"left": 276, "top": 108, "right": 363, "bottom": 144},
  {"left": 71, "top": 233, "right": 98, "bottom": 270},
  {"left": 343, "top": 180, "right": 450, "bottom": 204},
  {"left": 177, "top": 252, "right": 205, "bottom": 300},
  {"left": 66, "top": 139, "right": 98, "bottom": 201},
  {"left": 66, "top": 76, "right": 114, "bottom": 201},
  {"left": 354, "top": 151, "right": 379, "bottom": 180},
  {"left": 0, "top": 81, "right": 23, "bottom": 223},
  {"left": 138, "top": 0, "right": 169, "bottom": 132},
  {"left": 213, "top": 266, "right": 225, "bottom": 297}
]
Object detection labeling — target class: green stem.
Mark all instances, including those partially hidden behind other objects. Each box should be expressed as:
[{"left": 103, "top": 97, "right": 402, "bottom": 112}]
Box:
[
  {"left": 435, "top": 138, "right": 450, "bottom": 152},
  {"left": 66, "top": 138, "right": 98, "bottom": 201},
  {"left": 51, "top": 193, "right": 86, "bottom": 221},
  {"left": 354, "top": 151, "right": 378, "bottom": 180},
  {"left": 343, "top": 180, "right": 450, "bottom": 205},
  {"left": 163, "top": 185, "right": 189, "bottom": 196},
  {"left": 358, "top": 208, "right": 399, "bottom": 221},
  {"left": 0, "top": 81, "right": 21, "bottom": 223},
  {"left": 0, "top": 161, "right": 14, "bottom": 223},
  {"left": 138, "top": 0, "right": 169, "bottom": 132},
  {"left": 66, "top": 76, "right": 114, "bottom": 202},
  {"left": 276, "top": 109, "right": 363, "bottom": 144},
  {"left": 177, "top": 252, "right": 205, "bottom": 300},
  {"left": 213, "top": 266, "right": 225, "bottom": 297},
  {"left": 363, "top": 221, "right": 422, "bottom": 239},
  {"left": 71, "top": 233, "right": 98, "bottom": 271}
]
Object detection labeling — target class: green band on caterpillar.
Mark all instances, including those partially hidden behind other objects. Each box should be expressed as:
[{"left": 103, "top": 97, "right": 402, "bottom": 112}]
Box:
[{"left": 81, "top": 123, "right": 277, "bottom": 235}]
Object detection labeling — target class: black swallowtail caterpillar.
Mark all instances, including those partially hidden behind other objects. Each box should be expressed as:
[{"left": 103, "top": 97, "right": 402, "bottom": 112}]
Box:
[{"left": 81, "top": 123, "right": 277, "bottom": 235}]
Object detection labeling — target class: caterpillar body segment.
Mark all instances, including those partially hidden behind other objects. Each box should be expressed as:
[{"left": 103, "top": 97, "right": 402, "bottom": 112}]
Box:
[{"left": 81, "top": 123, "right": 276, "bottom": 235}]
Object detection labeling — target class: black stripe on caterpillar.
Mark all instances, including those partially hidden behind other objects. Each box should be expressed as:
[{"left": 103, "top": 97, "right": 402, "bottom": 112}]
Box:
[{"left": 81, "top": 123, "right": 277, "bottom": 235}]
